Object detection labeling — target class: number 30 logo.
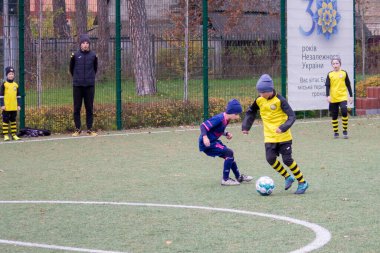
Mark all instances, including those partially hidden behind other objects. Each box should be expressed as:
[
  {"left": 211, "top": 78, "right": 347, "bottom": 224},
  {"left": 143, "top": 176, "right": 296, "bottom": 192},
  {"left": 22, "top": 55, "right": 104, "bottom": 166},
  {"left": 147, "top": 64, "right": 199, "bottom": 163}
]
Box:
[{"left": 299, "top": 0, "right": 341, "bottom": 40}]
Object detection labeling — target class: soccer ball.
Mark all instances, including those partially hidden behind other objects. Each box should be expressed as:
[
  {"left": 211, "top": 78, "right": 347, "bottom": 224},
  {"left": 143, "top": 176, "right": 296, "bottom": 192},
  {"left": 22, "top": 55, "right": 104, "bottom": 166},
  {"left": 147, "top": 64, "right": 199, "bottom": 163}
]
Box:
[{"left": 255, "top": 176, "right": 275, "bottom": 196}]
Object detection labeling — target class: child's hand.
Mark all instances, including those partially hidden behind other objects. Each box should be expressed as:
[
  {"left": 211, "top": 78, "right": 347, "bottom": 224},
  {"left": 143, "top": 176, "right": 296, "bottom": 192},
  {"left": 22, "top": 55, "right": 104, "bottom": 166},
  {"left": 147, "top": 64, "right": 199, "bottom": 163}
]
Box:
[
  {"left": 1, "top": 106, "right": 5, "bottom": 110},
  {"left": 226, "top": 132, "right": 233, "bottom": 140},
  {"left": 203, "top": 135, "right": 210, "bottom": 147},
  {"left": 276, "top": 128, "right": 282, "bottom": 133},
  {"left": 242, "top": 130, "right": 249, "bottom": 135},
  {"left": 327, "top": 96, "right": 331, "bottom": 103},
  {"left": 17, "top": 106, "right": 21, "bottom": 111},
  {"left": 348, "top": 97, "right": 353, "bottom": 104}
]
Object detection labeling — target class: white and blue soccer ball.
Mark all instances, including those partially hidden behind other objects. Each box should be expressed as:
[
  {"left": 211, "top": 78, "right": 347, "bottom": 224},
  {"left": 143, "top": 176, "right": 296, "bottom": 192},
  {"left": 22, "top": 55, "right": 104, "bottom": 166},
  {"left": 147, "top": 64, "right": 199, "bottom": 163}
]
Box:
[{"left": 255, "top": 176, "right": 275, "bottom": 196}]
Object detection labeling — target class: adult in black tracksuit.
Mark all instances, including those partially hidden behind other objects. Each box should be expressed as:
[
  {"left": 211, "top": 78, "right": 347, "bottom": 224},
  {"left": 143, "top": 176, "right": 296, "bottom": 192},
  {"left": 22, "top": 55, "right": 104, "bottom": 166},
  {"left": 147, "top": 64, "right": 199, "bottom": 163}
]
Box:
[{"left": 70, "top": 34, "right": 98, "bottom": 136}]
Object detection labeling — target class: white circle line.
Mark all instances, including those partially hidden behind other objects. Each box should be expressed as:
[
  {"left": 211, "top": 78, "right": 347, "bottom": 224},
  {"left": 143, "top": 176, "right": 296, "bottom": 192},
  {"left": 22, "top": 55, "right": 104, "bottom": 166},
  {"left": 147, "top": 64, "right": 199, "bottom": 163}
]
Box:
[{"left": 0, "top": 200, "right": 331, "bottom": 253}]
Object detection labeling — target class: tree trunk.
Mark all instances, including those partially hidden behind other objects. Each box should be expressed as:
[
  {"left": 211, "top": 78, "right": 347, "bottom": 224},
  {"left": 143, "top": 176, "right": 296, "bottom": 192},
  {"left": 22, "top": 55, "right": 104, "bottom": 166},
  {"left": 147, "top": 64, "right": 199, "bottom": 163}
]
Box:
[
  {"left": 97, "top": 0, "right": 110, "bottom": 79},
  {"left": 53, "top": 0, "right": 69, "bottom": 38},
  {"left": 75, "top": 0, "right": 87, "bottom": 39},
  {"left": 24, "top": 0, "right": 34, "bottom": 88},
  {"left": 127, "top": 0, "right": 157, "bottom": 95}
]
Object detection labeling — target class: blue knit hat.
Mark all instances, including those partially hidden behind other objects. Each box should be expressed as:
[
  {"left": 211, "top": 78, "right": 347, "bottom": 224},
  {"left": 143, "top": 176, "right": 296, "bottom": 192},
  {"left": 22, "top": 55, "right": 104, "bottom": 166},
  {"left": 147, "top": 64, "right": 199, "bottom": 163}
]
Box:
[
  {"left": 256, "top": 74, "right": 274, "bottom": 93},
  {"left": 226, "top": 99, "right": 242, "bottom": 114}
]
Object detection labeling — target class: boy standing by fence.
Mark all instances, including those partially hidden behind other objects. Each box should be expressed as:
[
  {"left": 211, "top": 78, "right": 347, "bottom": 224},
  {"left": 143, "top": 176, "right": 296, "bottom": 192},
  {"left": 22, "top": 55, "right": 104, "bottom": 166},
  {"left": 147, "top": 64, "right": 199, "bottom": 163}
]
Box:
[
  {"left": 0, "top": 67, "right": 21, "bottom": 141},
  {"left": 242, "top": 74, "right": 308, "bottom": 194},
  {"left": 199, "top": 99, "right": 253, "bottom": 186},
  {"left": 325, "top": 56, "right": 353, "bottom": 139}
]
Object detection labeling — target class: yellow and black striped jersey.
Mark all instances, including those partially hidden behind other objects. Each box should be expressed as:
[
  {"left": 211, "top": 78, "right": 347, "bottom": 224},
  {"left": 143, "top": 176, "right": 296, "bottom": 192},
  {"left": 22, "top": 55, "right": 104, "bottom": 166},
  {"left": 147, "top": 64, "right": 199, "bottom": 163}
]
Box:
[
  {"left": 0, "top": 81, "right": 20, "bottom": 111},
  {"left": 325, "top": 70, "right": 353, "bottom": 103},
  {"left": 242, "top": 91, "right": 296, "bottom": 143}
]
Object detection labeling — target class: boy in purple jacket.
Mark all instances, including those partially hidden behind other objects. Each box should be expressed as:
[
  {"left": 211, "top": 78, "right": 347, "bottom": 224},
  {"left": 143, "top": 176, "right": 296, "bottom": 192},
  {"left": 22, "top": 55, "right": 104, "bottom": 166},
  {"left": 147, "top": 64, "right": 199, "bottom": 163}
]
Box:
[{"left": 199, "top": 99, "right": 253, "bottom": 186}]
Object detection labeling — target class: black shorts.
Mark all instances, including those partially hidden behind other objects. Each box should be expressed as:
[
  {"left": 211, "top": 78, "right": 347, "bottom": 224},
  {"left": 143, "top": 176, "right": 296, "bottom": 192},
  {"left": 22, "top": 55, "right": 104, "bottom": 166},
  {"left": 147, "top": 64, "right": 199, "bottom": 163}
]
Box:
[
  {"left": 265, "top": 141, "right": 293, "bottom": 159},
  {"left": 329, "top": 101, "right": 347, "bottom": 112},
  {"left": 2, "top": 111, "right": 17, "bottom": 123}
]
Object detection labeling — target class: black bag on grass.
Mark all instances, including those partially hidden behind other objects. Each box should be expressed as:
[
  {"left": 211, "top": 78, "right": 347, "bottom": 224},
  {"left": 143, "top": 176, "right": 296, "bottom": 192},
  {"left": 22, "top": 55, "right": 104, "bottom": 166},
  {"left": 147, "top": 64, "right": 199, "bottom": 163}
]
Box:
[{"left": 18, "top": 127, "right": 51, "bottom": 137}]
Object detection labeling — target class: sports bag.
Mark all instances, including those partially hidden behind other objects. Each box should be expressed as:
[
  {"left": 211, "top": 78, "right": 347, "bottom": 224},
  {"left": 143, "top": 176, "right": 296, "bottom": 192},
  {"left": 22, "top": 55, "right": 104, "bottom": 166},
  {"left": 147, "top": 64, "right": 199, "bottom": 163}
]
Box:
[{"left": 18, "top": 127, "right": 51, "bottom": 137}]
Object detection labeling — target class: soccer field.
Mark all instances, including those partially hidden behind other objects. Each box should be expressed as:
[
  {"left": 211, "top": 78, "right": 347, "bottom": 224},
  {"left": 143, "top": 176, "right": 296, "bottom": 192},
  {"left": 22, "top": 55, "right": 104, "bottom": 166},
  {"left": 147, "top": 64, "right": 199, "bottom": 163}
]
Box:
[{"left": 0, "top": 116, "right": 379, "bottom": 253}]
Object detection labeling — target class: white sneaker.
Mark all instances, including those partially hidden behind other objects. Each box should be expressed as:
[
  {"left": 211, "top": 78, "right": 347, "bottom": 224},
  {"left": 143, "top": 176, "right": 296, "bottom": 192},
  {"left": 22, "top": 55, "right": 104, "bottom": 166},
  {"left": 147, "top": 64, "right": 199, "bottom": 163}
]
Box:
[
  {"left": 237, "top": 174, "right": 254, "bottom": 183},
  {"left": 221, "top": 178, "right": 240, "bottom": 186}
]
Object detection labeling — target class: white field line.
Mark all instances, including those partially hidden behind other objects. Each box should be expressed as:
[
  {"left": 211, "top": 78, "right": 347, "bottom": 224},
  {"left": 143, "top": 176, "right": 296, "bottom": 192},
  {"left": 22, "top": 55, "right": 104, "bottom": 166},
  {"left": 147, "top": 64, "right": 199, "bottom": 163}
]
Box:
[
  {"left": 0, "top": 239, "right": 127, "bottom": 253},
  {"left": 1, "top": 116, "right": 379, "bottom": 146},
  {"left": 0, "top": 200, "right": 331, "bottom": 253}
]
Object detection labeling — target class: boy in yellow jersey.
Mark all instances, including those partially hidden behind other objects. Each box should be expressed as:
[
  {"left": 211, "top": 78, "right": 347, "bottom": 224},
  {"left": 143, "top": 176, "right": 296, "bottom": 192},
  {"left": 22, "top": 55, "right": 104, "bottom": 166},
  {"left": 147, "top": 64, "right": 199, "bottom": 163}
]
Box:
[
  {"left": 325, "top": 56, "right": 353, "bottom": 139},
  {"left": 242, "top": 74, "right": 308, "bottom": 194},
  {"left": 0, "top": 67, "right": 21, "bottom": 141}
]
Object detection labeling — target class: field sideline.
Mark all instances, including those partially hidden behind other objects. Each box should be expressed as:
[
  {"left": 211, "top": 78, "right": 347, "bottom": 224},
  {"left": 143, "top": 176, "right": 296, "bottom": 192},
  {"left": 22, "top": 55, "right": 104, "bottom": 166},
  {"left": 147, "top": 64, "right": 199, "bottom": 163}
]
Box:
[{"left": 0, "top": 116, "right": 379, "bottom": 253}]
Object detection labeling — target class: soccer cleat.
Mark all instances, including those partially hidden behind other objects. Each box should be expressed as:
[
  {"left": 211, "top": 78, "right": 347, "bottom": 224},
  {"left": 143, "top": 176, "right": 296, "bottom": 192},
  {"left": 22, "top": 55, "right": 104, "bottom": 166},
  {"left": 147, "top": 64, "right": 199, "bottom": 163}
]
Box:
[
  {"left": 237, "top": 174, "right": 253, "bottom": 183},
  {"left": 87, "top": 130, "right": 98, "bottom": 136},
  {"left": 4, "top": 135, "right": 10, "bottom": 141},
  {"left": 284, "top": 175, "right": 295, "bottom": 190},
  {"left": 294, "top": 181, "right": 309, "bottom": 194},
  {"left": 343, "top": 131, "right": 349, "bottom": 139},
  {"left": 72, "top": 129, "right": 81, "bottom": 137},
  {"left": 11, "top": 134, "right": 21, "bottom": 141},
  {"left": 221, "top": 178, "right": 240, "bottom": 186},
  {"left": 333, "top": 133, "right": 339, "bottom": 139}
]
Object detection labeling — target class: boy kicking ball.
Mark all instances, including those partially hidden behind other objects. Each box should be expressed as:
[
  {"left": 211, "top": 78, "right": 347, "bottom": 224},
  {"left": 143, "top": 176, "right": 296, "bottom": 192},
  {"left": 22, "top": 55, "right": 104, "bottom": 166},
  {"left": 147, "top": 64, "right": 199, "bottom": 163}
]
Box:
[{"left": 242, "top": 74, "right": 308, "bottom": 194}]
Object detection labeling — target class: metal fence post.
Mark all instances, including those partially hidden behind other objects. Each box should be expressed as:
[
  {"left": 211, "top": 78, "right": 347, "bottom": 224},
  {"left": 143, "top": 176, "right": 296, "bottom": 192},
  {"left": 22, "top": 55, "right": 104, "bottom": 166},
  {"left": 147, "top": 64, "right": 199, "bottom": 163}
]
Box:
[
  {"left": 280, "top": 0, "right": 286, "bottom": 98},
  {"left": 115, "top": 0, "right": 122, "bottom": 130},
  {"left": 18, "top": 0, "right": 25, "bottom": 128},
  {"left": 202, "top": 0, "right": 209, "bottom": 120},
  {"left": 352, "top": 0, "right": 356, "bottom": 116}
]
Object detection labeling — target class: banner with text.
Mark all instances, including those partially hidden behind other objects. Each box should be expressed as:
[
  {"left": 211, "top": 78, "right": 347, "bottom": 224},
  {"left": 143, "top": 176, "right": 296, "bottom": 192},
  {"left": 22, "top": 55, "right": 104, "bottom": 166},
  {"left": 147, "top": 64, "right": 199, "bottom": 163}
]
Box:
[{"left": 287, "top": 0, "right": 354, "bottom": 111}]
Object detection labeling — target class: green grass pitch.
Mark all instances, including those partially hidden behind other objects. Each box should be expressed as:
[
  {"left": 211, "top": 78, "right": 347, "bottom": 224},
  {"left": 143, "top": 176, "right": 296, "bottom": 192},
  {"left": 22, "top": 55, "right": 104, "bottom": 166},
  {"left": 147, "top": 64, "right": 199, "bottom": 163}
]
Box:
[{"left": 0, "top": 116, "right": 379, "bottom": 253}]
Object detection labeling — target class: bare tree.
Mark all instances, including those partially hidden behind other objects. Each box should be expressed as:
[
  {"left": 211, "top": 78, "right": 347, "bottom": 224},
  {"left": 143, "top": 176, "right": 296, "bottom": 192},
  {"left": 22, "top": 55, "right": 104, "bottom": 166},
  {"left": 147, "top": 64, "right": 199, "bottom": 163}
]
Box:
[
  {"left": 127, "top": 0, "right": 156, "bottom": 95},
  {"left": 24, "top": 0, "right": 34, "bottom": 88},
  {"left": 53, "top": 0, "right": 69, "bottom": 38},
  {"left": 75, "top": 0, "right": 87, "bottom": 38},
  {"left": 96, "top": 0, "right": 110, "bottom": 79}
]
